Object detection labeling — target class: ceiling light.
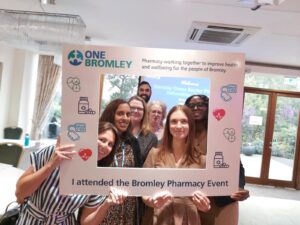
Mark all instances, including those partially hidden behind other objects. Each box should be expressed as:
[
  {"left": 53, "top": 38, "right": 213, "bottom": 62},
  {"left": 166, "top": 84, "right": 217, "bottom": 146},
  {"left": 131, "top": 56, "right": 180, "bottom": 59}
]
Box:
[
  {"left": 40, "top": 0, "right": 56, "bottom": 5},
  {"left": 0, "top": 9, "right": 86, "bottom": 52}
]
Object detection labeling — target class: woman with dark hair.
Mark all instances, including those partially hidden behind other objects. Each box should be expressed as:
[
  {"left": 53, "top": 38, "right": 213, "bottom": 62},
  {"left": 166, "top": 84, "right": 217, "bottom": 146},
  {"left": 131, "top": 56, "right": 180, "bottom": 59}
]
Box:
[
  {"left": 99, "top": 98, "right": 142, "bottom": 225},
  {"left": 142, "top": 105, "right": 210, "bottom": 225},
  {"left": 97, "top": 121, "right": 119, "bottom": 167},
  {"left": 184, "top": 94, "right": 209, "bottom": 155},
  {"left": 16, "top": 121, "right": 127, "bottom": 225},
  {"left": 185, "top": 95, "right": 249, "bottom": 225},
  {"left": 128, "top": 95, "right": 158, "bottom": 163}
]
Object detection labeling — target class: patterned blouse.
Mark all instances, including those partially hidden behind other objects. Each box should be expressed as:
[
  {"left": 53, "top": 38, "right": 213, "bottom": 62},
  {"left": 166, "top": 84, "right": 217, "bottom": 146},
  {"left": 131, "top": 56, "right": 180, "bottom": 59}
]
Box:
[
  {"left": 16, "top": 145, "right": 104, "bottom": 225},
  {"left": 100, "top": 137, "right": 140, "bottom": 225}
]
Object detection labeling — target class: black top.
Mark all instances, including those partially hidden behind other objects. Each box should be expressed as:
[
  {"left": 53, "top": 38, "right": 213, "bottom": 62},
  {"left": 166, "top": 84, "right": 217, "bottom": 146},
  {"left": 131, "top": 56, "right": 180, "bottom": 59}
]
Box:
[
  {"left": 214, "top": 161, "right": 246, "bottom": 207},
  {"left": 137, "top": 131, "right": 158, "bottom": 164}
]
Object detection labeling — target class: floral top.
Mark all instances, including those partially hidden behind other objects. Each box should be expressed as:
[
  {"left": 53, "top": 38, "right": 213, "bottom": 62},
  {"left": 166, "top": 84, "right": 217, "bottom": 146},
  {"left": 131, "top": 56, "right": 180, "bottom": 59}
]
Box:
[{"left": 100, "top": 136, "right": 141, "bottom": 225}]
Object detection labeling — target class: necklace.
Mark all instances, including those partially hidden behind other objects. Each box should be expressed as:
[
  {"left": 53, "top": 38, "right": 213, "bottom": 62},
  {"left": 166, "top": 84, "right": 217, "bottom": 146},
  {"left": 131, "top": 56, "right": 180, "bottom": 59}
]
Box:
[{"left": 114, "top": 142, "right": 125, "bottom": 167}]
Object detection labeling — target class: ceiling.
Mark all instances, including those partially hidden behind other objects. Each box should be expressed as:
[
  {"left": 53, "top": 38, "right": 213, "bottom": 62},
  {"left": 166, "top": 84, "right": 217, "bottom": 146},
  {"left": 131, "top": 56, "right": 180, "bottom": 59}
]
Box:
[{"left": 0, "top": 0, "right": 300, "bottom": 67}]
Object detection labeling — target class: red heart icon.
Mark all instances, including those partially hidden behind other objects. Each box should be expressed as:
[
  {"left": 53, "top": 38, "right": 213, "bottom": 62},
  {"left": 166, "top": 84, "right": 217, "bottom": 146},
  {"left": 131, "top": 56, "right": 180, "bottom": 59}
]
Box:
[
  {"left": 213, "top": 109, "right": 226, "bottom": 121},
  {"left": 78, "top": 148, "right": 93, "bottom": 161}
]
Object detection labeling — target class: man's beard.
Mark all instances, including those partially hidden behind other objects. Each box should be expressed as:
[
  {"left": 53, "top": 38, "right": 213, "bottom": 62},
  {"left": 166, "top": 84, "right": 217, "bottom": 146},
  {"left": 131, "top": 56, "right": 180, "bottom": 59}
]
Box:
[{"left": 140, "top": 94, "right": 150, "bottom": 103}]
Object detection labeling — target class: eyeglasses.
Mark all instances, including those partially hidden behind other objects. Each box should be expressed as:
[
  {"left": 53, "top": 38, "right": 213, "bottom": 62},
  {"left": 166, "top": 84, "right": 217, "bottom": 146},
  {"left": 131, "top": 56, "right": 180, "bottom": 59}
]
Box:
[
  {"left": 187, "top": 102, "right": 207, "bottom": 109},
  {"left": 130, "top": 106, "right": 144, "bottom": 112},
  {"left": 150, "top": 110, "right": 162, "bottom": 115}
]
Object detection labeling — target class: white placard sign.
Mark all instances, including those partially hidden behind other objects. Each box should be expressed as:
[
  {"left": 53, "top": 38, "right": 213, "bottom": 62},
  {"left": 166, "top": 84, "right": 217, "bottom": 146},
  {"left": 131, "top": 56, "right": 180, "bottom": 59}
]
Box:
[
  {"left": 249, "top": 116, "right": 263, "bottom": 125},
  {"left": 60, "top": 45, "right": 245, "bottom": 196}
]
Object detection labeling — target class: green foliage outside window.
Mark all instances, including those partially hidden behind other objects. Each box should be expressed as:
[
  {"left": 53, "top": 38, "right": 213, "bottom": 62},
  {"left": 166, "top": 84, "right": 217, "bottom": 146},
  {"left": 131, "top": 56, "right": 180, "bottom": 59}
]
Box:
[
  {"left": 242, "top": 73, "right": 300, "bottom": 159},
  {"left": 100, "top": 74, "right": 138, "bottom": 112}
]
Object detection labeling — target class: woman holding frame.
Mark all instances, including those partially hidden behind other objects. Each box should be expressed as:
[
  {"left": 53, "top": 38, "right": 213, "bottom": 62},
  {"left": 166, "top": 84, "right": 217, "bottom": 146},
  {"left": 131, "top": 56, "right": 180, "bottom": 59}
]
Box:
[
  {"left": 185, "top": 94, "right": 249, "bottom": 225},
  {"left": 99, "top": 98, "right": 142, "bottom": 225},
  {"left": 142, "top": 105, "right": 210, "bottom": 225},
  {"left": 15, "top": 121, "right": 127, "bottom": 225}
]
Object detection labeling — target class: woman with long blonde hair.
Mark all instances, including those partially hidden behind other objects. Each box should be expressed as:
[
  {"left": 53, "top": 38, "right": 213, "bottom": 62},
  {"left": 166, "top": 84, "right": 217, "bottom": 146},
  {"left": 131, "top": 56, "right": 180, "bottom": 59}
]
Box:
[{"left": 128, "top": 95, "right": 158, "bottom": 163}]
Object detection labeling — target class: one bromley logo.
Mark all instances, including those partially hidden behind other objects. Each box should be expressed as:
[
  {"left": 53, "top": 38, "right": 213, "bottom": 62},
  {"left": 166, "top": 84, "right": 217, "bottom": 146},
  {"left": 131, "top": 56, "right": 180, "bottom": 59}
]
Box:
[
  {"left": 67, "top": 49, "right": 133, "bottom": 69},
  {"left": 68, "top": 50, "right": 83, "bottom": 66}
]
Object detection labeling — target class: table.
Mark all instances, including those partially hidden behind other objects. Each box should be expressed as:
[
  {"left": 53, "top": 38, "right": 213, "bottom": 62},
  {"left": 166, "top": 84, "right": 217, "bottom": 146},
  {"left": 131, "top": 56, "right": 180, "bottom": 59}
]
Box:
[
  {"left": 0, "top": 162, "right": 12, "bottom": 171},
  {"left": 0, "top": 138, "right": 38, "bottom": 150},
  {"left": 0, "top": 163, "right": 24, "bottom": 217}
]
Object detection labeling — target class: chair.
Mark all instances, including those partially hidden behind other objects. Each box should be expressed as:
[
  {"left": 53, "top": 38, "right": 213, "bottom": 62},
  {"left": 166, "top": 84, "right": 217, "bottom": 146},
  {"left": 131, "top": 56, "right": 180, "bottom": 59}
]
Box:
[
  {"left": 3, "top": 127, "right": 23, "bottom": 139},
  {"left": 0, "top": 143, "right": 23, "bottom": 167}
]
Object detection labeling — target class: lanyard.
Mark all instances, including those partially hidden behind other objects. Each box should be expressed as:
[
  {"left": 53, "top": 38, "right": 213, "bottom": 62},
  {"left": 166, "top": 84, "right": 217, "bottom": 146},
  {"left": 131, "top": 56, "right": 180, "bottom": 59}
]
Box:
[{"left": 114, "top": 142, "right": 125, "bottom": 167}]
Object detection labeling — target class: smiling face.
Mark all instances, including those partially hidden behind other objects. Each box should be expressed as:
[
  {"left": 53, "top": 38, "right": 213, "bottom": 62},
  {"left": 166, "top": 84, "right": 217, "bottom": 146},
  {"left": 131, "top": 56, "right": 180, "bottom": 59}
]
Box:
[
  {"left": 129, "top": 99, "right": 144, "bottom": 124},
  {"left": 169, "top": 110, "right": 189, "bottom": 140},
  {"left": 187, "top": 96, "right": 208, "bottom": 121},
  {"left": 114, "top": 103, "right": 131, "bottom": 132},
  {"left": 97, "top": 129, "right": 115, "bottom": 161},
  {"left": 138, "top": 84, "right": 151, "bottom": 103}
]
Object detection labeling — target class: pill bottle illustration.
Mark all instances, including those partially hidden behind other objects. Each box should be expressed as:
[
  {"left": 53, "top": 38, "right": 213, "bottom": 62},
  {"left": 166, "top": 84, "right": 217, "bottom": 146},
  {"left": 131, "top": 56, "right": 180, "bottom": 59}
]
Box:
[
  {"left": 214, "top": 152, "right": 224, "bottom": 168},
  {"left": 78, "top": 97, "right": 89, "bottom": 114}
]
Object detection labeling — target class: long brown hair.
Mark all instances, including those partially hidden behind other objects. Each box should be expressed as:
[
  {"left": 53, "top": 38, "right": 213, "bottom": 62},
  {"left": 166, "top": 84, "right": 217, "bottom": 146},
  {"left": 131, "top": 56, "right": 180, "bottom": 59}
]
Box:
[
  {"left": 159, "top": 105, "right": 200, "bottom": 165},
  {"left": 97, "top": 121, "right": 119, "bottom": 167}
]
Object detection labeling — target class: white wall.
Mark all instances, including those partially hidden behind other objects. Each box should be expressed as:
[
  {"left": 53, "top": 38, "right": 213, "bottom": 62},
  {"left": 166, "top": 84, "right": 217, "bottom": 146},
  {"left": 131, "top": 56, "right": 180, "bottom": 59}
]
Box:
[
  {"left": 18, "top": 52, "right": 39, "bottom": 135},
  {"left": 0, "top": 45, "right": 38, "bottom": 138},
  {"left": 0, "top": 45, "right": 16, "bottom": 138}
]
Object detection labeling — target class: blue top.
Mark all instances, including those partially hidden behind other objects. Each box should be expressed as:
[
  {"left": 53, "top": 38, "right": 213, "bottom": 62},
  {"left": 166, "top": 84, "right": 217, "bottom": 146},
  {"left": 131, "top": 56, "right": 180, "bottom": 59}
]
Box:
[{"left": 16, "top": 145, "right": 105, "bottom": 225}]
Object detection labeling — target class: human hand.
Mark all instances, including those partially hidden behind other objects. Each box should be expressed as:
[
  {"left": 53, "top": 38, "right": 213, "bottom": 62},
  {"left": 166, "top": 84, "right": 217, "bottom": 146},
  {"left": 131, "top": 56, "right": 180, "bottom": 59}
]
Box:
[
  {"left": 106, "top": 187, "right": 128, "bottom": 206},
  {"left": 48, "top": 136, "right": 76, "bottom": 169},
  {"left": 230, "top": 188, "right": 250, "bottom": 201},
  {"left": 150, "top": 191, "right": 173, "bottom": 208},
  {"left": 192, "top": 191, "right": 211, "bottom": 212}
]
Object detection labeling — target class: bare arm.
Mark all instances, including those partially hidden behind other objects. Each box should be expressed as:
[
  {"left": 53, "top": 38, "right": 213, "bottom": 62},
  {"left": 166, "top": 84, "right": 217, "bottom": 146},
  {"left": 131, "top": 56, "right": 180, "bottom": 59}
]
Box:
[
  {"left": 15, "top": 164, "right": 53, "bottom": 203},
  {"left": 15, "top": 140, "right": 75, "bottom": 203},
  {"left": 80, "top": 187, "right": 127, "bottom": 225}
]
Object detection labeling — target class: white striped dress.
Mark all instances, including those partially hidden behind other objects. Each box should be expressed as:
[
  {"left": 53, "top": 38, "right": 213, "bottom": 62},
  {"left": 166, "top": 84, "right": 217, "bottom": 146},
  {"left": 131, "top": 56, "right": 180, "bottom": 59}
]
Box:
[{"left": 16, "top": 145, "right": 105, "bottom": 225}]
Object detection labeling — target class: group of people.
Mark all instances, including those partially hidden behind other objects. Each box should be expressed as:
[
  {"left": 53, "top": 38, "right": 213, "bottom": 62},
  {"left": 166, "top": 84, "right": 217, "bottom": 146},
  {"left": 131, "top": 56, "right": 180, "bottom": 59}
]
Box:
[{"left": 15, "top": 80, "right": 249, "bottom": 225}]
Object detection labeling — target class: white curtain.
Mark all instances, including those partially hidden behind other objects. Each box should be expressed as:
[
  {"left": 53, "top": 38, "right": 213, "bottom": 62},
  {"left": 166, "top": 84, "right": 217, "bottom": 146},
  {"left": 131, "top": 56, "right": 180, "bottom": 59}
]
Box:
[{"left": 30, "top": 55, "right": 61, "bottom": 139}]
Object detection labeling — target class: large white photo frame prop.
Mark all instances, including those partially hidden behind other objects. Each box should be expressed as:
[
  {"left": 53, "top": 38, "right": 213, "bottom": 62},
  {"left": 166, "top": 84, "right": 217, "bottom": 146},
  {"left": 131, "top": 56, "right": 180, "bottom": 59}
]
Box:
[{"left": 60, "top": 45, "right": 245, "bottom": 196}]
